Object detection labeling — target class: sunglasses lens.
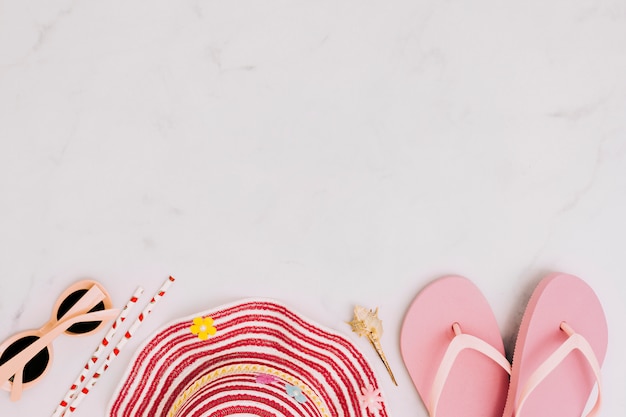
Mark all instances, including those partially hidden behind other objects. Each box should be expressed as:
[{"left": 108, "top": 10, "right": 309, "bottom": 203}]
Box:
[
  {"left": 0, "top": 336, "right": 50, "bottom": 384},
  {"left": 57, "top": 288, "right": 106, "bottom": 334}
]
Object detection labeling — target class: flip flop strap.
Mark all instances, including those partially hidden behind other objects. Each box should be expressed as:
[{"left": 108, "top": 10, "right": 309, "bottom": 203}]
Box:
[
  {"left": 515, "top": 322, "right": 602, "bottom": 417},
  {"left": 429, "top": 325, "right": 511, "bottom": 417}
]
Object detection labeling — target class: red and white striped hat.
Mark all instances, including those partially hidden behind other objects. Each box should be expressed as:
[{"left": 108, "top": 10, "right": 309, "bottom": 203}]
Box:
[{"left": 107, "top": 299, "right": 389, "bottom": 417}]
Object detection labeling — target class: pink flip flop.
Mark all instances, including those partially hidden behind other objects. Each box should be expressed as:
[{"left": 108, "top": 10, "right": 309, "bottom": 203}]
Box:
[
  {"left": 400, "top": 276, "right": 511, "bottom": 417},
  {"left": 503, "top": 272, "right": 608, "bottom": 417}
]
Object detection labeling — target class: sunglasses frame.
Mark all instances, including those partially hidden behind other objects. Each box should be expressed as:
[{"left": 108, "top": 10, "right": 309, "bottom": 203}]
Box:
[{"left": 0, "top": 280, "right": 115, "bottom": 400}]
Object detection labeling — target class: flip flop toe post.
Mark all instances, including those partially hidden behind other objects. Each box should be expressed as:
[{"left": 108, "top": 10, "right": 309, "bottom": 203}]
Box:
[{"left": 400, "top": 276, "right": 510, "bottom": 417}]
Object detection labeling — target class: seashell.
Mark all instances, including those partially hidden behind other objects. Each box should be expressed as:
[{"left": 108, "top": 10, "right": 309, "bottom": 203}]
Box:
[{"left": 348, "top": 306, "right": 397, "bottom": 386}]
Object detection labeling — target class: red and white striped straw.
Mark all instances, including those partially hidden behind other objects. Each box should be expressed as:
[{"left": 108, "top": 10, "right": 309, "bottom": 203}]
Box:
[
  {"left": 51, "top": 286, "right": 144, "bottom": 417},
  {"left": 62, "top": 276, "right": 176, "bottom": 416}
]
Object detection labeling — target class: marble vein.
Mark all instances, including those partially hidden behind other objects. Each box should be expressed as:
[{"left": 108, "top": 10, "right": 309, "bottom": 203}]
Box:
[{"left": 557, "top": 136, "right": 607, "bottom": 215}]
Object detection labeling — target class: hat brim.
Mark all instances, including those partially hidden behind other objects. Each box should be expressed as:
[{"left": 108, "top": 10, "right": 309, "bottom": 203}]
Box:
[{"left": 107, "top": 299, "right": 388, "bottom": 417}]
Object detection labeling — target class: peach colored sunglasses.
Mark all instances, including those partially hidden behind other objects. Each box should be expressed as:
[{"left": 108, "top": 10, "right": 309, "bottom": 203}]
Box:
[{"left": 0, "top": 280, "right": 119, "bottom": 401}]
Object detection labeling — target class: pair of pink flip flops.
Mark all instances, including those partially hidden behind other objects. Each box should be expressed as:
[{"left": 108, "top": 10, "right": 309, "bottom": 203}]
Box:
[{"left": 400, "top": 272, "right": 608, "bottom": 417}]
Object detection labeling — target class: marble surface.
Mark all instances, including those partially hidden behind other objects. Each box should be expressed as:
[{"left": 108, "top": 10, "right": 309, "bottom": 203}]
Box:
[{"left": 1, "top": 0, "right": 626, "bottom": 415}]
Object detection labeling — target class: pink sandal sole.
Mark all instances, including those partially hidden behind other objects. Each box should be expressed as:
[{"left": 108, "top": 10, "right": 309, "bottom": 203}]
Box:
[
  {"left": 503, "top": 273, "right": 608, "bottom": 417},
  {"left": 400, "top": 276, "right": 510, "bottom": 417}
]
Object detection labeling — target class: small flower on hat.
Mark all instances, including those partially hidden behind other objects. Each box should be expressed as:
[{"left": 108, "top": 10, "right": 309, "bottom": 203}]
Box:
[
  {"left": 285, "top": 384, "right": 307, "bottom": 403},
  {"left": 189, "top": 316, "right": 217, "bottom": 340},
  {"left": 255, "top": 373, "right": 279, "bottom": 384},
  {"left": 358, "top": 384, "right": 384, "bottom": 413}
]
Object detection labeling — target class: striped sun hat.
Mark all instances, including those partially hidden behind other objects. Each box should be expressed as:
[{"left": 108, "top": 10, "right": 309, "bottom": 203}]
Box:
[{"left": 106, "top": 299, "right": 389, "bottom": 417}]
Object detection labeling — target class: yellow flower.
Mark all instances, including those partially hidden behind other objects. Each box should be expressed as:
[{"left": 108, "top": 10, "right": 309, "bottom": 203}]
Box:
[{"left": 189, "top": 316, "right": 217, "bottom": 340}]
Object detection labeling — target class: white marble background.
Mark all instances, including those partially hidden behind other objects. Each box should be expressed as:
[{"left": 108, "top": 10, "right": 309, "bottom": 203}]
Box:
[{"left": 1, "top": 0, "right": 625, "bottom": 415}]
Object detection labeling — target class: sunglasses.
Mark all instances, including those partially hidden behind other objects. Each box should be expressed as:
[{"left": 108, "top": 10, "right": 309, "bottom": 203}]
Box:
[{"left": 0, "top": 280, "right": 119, "bottom": 401}]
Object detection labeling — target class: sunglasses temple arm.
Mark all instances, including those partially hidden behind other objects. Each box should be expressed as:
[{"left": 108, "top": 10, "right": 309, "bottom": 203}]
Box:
[
  {"left": 0, "top": 308, "right": 119, "bottom": 402},
  {"left": 10, "top": 368, "right": 22, "bottom": 402},
  {"left": 41, "top": 286, "right": 107, "bottom": 333}
]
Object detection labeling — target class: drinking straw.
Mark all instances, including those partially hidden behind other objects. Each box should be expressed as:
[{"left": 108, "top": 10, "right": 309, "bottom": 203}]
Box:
[
  {"left": 61, "top": 276, "right": 176, "bottom": 415},
  {"left": 51, "top": 286, "right": 145, "bottom": 417}
]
